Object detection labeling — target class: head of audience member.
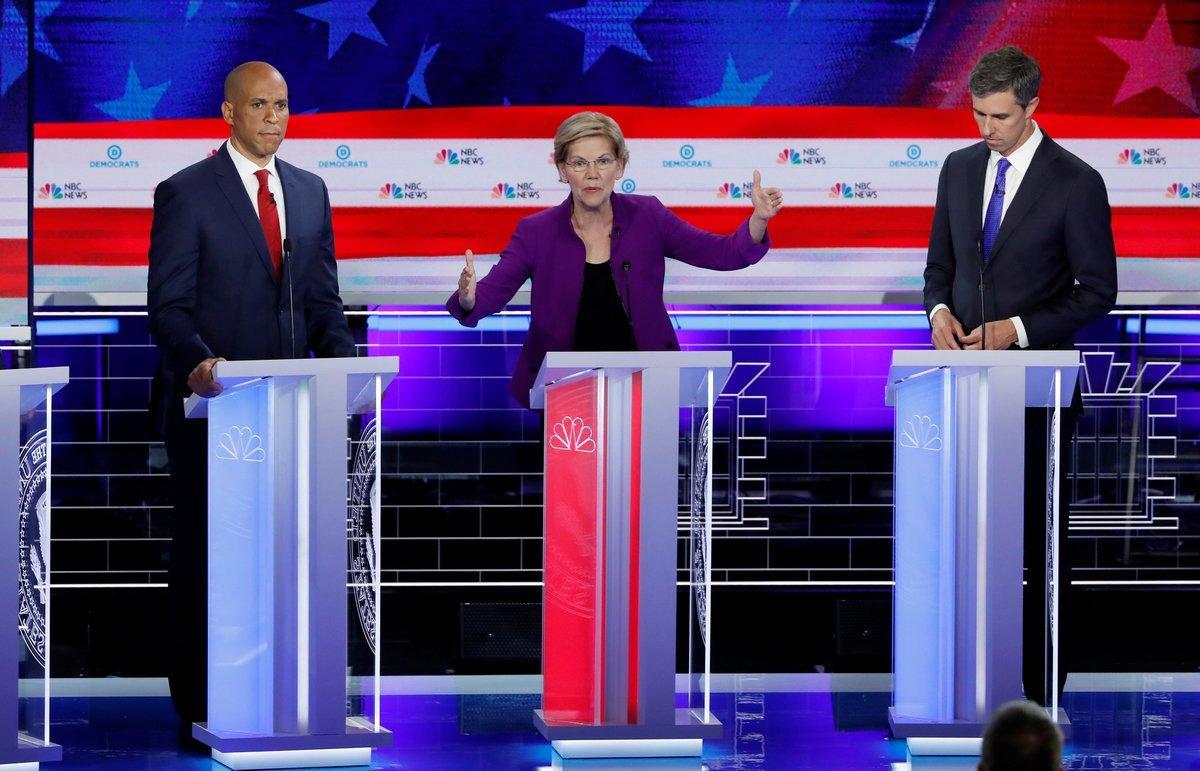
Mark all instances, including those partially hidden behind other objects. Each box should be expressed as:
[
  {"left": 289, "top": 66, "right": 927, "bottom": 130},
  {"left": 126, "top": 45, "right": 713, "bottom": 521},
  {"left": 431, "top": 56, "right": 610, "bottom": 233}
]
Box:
[
  {"left": 978, "top": 700, "right": 1064, "bottom": 771},
  {"left": 222, "top": 61, "right": 289, "bottom": 165},
  {"left": 968, "top": 46, "right": 1041, "bottom": 157},
  {"left": 553, "top": 111, "right": 630, "bottom": 215}
]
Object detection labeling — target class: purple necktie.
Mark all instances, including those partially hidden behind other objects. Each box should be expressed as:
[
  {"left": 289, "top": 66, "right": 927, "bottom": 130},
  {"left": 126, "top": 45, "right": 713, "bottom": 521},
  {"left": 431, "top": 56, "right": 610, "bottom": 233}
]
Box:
[{"left": 981, "top": 157, "right": 1011, "bottom": 263}]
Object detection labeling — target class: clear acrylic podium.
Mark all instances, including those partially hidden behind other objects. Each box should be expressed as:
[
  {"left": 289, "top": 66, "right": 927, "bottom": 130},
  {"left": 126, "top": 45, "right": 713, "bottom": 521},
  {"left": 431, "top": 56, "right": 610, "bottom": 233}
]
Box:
[
  {"left": 184, "top": 357, "right": 397, "bottom": 770},
  {"left": 0, "top": 367, "right": 68, "bottom": 770},
  {"left": 530, "top": 351, "right": 729, "bottom": 759},
  {"left": 886, "top": 350, "right": 1079, "bottom": 753}
]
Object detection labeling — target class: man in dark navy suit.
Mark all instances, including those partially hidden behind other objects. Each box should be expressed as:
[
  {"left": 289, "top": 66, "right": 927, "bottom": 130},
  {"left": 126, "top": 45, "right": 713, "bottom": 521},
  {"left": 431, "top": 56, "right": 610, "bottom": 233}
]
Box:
[
  {"left": 147, "top": 61, "right": 355, "bottom": 727},
  {"left": 923, "top": 47, "right": 1117, "bottom": 707}
]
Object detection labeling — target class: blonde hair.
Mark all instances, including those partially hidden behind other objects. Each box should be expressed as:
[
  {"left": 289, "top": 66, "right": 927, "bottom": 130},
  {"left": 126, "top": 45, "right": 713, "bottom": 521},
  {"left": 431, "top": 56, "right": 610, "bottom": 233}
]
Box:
[{"left": 552, "top": 111, "right": 630, "bottom": 165}]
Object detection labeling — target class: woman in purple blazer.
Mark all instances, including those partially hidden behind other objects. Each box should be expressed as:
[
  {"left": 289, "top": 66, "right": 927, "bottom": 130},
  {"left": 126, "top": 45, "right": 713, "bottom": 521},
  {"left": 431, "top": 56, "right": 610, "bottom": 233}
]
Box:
[{"left": 447, "top": 111, "right": 783, "bottom": 407}]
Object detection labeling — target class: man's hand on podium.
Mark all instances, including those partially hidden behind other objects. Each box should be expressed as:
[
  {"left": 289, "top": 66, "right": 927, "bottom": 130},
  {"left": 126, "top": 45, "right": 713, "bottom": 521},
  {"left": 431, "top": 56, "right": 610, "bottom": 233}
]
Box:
[
  {"left": 458, "top": 249, "right": 476, "bottom": 312},
  {"left": 188, "top": 357, "right": 226, "bottom": 397},
  {"left": 930, "top": 308, "right": 965, "bottom": 350},
  {"left": 961, "top": 319, "right": 1018, "bottom": 350}
]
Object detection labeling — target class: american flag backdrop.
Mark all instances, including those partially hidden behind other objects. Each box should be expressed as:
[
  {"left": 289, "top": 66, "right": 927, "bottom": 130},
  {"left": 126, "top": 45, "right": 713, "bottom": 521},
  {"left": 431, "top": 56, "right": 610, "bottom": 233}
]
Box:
[{"left": 1, "top": 0, "right": 1199, "bottom": 320}]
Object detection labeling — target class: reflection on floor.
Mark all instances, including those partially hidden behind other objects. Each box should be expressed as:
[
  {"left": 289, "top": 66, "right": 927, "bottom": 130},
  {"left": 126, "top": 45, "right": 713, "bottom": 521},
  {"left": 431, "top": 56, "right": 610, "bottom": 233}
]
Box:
[{"left": 43, "top": 678, "right": 1199, "bottom": 770}]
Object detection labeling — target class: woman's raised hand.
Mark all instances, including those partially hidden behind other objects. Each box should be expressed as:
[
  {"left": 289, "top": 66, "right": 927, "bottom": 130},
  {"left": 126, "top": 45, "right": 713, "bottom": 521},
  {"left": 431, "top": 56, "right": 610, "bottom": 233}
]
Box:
[
  {"left": 751, "top": 169, "right": 783, "bottom": 222},
  {"left": 458, "top": 249, "right": 476, "bottom": 311}
]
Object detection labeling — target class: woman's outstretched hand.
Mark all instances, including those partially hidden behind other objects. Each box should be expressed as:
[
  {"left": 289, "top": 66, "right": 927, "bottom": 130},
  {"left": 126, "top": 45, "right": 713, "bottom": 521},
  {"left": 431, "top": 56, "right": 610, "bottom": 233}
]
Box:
[
  {"left": 458, "top": 249, "right": 476, "bottom": 311},
  {"left": 751, "top": 169, "right": 783, "bottom": 222},
  {"left": 749, "top": 170, "right": 782, "bottom": 243}
]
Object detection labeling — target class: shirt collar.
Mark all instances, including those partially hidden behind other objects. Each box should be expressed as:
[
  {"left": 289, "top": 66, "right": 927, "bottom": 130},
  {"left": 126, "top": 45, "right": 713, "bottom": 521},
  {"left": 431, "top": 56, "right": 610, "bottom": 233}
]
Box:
[
  {"left": 989, "top": 120, "right": 1042, "bottom": 177},
  {"left": 226, "top": 140, "right": 278, "bottom": 181}
]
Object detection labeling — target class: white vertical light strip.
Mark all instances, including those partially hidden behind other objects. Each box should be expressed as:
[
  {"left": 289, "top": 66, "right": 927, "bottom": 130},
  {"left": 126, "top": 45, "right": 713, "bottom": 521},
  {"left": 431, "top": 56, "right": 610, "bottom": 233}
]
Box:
[
  {"left": 43, "top": 385, "right": 52, "bottom": 744},
  {"left": 593, "top": 373, "right": 605, "bottom": 725},
  {"left": 372, "top": 375, "right": 382, "bottom": 731},
  {"left": 975, "top": 372, "right": 989, "bottom": 719},
  {"left": 938, "top": 367, "right": 954, "bottom": 721},
  {"left": 1051, "top": 369, "right": 1062, "bottom": 719},
  {"left": 703, "top": 369, "right": 714, "bottom": 720},
  {"left": 296, "top": 380, "right": 310, "bottom": 732}
]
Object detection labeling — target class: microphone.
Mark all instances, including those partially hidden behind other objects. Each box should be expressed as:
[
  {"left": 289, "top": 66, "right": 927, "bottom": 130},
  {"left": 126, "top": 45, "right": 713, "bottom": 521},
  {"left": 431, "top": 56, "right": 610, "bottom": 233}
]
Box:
[
  {"left": 610, "top": 227, "right": 621, "bottom": 239},
  {"left": 269, "top": 191, "right": 277, "bottom": 206},
  {"left": 977, "top": 236, "right": 988, "bottom": 352},
  {"left": 282, "top": 237, "right": 296, "bottom": 358},
  {"left": 621, "top": 260, "right": 630, "bottom": 272}
]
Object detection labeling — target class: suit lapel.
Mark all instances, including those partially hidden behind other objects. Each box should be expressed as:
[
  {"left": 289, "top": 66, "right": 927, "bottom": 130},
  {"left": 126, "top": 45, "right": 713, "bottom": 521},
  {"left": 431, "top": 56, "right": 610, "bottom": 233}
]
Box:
[
  {"left": 276, "top": 157, "right": 298, "bottom": 253},
  {"left": 987, "top": 135, "right": 1060, "bottom": 266},
  {"left": 213, "top": 142, "right": 277, "bottom": 281},
  {"left": 966, "top": 142, "right": 988, "bottom": 238},
  {"left": 964, "top": 144, "right": 988, "bottom": 270}
]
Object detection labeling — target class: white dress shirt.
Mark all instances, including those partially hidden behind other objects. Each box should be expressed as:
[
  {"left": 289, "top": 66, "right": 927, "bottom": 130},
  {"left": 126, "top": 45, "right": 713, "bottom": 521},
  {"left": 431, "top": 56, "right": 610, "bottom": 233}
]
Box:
[
  {"left": 226, "top": 140, "right": 287, "bottom": 242},
  {"left": 930, "top": 121, "right": 1044, "bottom": 348}
]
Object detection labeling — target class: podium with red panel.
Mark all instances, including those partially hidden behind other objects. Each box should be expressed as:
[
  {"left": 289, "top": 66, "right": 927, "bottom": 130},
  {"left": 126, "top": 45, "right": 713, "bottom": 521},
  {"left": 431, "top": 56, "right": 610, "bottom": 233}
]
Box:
[{"left": 530, "top": 351, "right": 729, "bottom": 760}]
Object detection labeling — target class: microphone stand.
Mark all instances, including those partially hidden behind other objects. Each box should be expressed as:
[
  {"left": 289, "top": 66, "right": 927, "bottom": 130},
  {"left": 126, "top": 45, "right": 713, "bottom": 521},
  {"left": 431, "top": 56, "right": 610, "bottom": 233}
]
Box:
[{"left": 282, "top": 237, "right": 295, "bottom": 358}]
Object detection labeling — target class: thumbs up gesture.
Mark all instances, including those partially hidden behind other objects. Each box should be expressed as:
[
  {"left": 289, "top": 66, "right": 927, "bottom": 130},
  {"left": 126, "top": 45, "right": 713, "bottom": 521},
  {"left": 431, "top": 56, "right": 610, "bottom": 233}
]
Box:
[
  {"left": 458, "top": 249, "right": 476, "bottom": 311},
  {"left": 750, "top": 169, "right": 783, "bottom": 222}
]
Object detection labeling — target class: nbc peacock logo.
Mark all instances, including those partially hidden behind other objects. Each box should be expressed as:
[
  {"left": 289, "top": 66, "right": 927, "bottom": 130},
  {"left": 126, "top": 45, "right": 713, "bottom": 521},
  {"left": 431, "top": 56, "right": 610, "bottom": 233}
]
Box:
[
  {"left": 1166, "top": 183, "right": 1195, "bottom": 199},
  {"left": 38, "top": 183, "right": 62, "bottom": 200},
  {"left": 492, "top": 183, "right": 516, "bottom": 199},
  {"left": 1118, "top": 147, "right": 1166, "bottom": 166},
  {"left": 829, "top": 181, "right": 878, "bottom": 199},
  {"left": 435, "top": 147, "right": 484, "bottom": 166},
  {"left": 716, "top": 182, "right": 745, "bottom": 199},
  {"left": 1117, "top": 148, "right": 1142, "bottom": 165},
  {"left": 379, "top": 182, "right": 428, "bottom": 200},
  {"left": 776, "top": 146, "right": 826, "bottom": 165}
]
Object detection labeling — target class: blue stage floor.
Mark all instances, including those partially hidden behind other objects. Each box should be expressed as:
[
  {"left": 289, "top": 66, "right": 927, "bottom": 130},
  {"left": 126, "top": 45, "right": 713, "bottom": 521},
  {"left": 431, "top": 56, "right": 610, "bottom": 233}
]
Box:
[{"left": 42, "top": 681, "right": 1194, "bottom": 770}]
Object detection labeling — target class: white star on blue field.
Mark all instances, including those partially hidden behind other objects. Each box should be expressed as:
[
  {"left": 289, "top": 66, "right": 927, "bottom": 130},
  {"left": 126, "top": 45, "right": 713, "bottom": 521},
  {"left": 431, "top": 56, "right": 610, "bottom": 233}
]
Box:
[
  {"left": 548, "top": 0, "right": 653, "bottom": 73},
  {"left": 95, "top": 63, "right": 170, "bottom": 120},
  {"left": 298, "top": 0, "right": 387, "bottom": 60},
  {"left": 691, "top": 54, "right": 771, "bottom": 106},
  {"left": 33, "top": 0, "right": 61, "bottom": 60},
  {"left": 0, "top": 0, "right": 27, "bottom": 95},
  {"left": 404, "top": 39, "right": 440, "bottom": 108}
]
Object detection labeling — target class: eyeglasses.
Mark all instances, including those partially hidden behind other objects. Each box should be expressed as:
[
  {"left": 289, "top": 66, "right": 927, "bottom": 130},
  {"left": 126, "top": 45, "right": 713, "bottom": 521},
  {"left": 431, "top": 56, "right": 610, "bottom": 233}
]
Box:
[{"left": 564, "top": 156, "right": 617, "bottom": 173}]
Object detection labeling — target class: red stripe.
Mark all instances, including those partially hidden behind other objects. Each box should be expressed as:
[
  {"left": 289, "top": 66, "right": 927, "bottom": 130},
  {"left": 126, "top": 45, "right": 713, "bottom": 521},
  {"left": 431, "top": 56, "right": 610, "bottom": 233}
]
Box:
[
  {"left": 542, "top": 375, "right": 605, "bottom": 724},
  {"left": 33, "top": 106, "right": 1200, "bottom": 140},
  {"left": 0, "top": 240, "right": 28, "bottom": 297},
  {"left": 32, "top": 206, "right": 1200, "bottom": 265},
  {"left": 0, "top": 153, "right": 27, "bottom": 169},
  {"left": 627, "top": 372, "right": 642, "bottom": 724}
]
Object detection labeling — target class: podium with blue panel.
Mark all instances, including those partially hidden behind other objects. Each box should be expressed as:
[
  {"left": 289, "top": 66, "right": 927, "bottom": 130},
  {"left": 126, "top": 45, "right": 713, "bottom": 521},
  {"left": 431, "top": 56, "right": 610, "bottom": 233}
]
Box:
[
  {"left": 0, "top": 367, "right": 68, "bottom": 771},
  {"left": 886, "top": 350, "right": 1079, "bottom": 754},
  {"left": 184, "top": 357, "right": 397, "bottom": 771}
]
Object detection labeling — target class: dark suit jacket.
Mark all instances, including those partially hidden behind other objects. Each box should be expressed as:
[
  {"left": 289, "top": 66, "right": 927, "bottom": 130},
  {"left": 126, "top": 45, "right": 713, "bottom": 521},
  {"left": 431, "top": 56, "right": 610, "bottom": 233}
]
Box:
[
  {"left": 148, "top": 142, "right": 356, "bottom": 431},
  {"left": 923, "top": 134, "right": 1118, "bottom": 348}
]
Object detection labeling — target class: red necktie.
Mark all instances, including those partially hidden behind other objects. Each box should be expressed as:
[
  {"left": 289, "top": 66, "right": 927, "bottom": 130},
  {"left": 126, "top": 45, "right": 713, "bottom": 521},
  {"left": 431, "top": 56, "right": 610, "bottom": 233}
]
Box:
[{"left": 254, "top": 169, "right": 282, "bottom": 279}]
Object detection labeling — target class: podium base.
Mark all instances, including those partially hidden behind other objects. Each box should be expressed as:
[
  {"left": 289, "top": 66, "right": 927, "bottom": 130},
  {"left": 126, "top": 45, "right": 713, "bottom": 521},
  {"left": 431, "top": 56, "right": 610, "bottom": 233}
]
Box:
[
  {"left": 210, "top": 747, "right": 371, "bottom": 770},
  {"left": 533, "top": 708, "right": 721, "bottom": 757},
  {"left": 890, "top": 706, "right": 1072, "bottom": 754},
  {"left": 193, "top": 718, "right": 392, "bottom": 754},
  {"left": 0, "top": 732, "right": 62, "bottom": 767}
]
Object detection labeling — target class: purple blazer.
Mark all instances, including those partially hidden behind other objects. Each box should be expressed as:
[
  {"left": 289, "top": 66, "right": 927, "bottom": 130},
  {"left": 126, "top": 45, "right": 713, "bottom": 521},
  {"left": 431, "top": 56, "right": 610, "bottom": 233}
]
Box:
[{"left": 446, "top": 193, "right": 771, "bottom": 407}]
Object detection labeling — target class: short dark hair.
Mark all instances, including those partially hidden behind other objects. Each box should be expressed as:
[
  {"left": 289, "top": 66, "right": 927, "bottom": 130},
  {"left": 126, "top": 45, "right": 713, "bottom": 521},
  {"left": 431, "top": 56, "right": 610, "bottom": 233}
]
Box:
[
  {"left": 979, "top": 701, "right": 1063, "bottom": 771},
  {"left": 968, "top": 46, "right": 1042, "bottom": 107}
]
